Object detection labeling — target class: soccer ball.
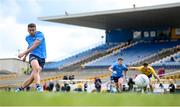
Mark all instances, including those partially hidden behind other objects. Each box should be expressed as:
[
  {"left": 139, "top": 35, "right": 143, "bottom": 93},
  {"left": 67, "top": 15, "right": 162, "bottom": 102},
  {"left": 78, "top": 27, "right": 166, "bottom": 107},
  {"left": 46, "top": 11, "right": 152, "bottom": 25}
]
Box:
[{"left": 134, "top": 74, "right": 150, "bottom": 87}]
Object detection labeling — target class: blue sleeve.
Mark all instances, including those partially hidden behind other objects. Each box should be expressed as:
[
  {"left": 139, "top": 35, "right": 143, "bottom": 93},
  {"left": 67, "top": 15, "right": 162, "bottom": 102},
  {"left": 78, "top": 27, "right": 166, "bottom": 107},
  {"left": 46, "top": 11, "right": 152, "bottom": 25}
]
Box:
[
  {"left": 36, "top": 32, "right": 44, "bottom": 42},
  {"left": 111, "top": 63, "right": 116, "bottom": 71},
  {"left": 123, "top": 64, "right": 128, "bottom": 71},
  {"left": 25, "top": 36, "right": 30, "bottom": 48}
]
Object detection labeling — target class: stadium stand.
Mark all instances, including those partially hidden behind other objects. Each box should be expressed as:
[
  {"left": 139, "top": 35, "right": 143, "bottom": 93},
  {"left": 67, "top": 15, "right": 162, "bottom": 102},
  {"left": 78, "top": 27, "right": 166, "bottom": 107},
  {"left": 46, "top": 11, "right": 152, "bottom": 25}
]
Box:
[
  {"left": 84, "top": 40, "right": 180, "bottom": 68},
  {"left": 134, "top": 45, "right": 180, "bottom": 66},
  {"left": 152, "top": 51, "right": 180, "bottom": 69},
  {"left": 58, "top": 42, "right": 135, "bottom": 71},
  {"left": 43, "top": 43, "right": 118, "bottom": 70}
]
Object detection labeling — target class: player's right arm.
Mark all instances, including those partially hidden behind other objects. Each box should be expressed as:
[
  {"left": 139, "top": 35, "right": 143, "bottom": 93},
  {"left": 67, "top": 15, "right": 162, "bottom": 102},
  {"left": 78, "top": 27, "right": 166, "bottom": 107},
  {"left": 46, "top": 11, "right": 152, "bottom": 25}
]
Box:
[
  {"left": 22, "top": 54, "right": 27, "bottom": 62},
  {"left": 22, "top": 47, "right": 29, "bottom": 62},
  {"left": 109, "top": 65, "right": 117, "bottom": 75},
  {"left": 18, "top": 40, "right": 41, "bottom": 59},
  {"left": 108, "top": 66, "right": 113, "bottom": 72},
  {"left": 150, "top": 67, "right": 161, "bottom": 83},
  {"left": 18, "top": 33, "right": 44, "bottom": 59}
]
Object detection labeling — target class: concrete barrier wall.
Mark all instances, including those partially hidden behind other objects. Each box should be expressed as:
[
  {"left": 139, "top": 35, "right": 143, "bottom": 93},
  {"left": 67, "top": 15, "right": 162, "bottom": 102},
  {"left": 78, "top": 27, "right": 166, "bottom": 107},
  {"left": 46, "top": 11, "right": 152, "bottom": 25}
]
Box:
[{"left": 0, "top": 58, "right": 29, "bottom": 74}]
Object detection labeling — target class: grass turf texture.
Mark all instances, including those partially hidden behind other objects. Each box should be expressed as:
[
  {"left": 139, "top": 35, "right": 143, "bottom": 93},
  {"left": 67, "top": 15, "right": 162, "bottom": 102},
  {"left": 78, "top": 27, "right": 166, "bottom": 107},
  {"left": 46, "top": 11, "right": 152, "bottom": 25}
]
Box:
[{"left": 0, "top": 92, "right": 180, "bottom": 106}]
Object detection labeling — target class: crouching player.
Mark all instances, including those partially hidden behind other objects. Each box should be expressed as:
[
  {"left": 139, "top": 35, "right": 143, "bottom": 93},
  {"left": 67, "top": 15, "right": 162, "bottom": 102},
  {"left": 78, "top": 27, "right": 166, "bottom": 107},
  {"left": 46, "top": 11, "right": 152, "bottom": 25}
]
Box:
[{"left": 129, "top": 63, "right": 161, "bottom": 92}]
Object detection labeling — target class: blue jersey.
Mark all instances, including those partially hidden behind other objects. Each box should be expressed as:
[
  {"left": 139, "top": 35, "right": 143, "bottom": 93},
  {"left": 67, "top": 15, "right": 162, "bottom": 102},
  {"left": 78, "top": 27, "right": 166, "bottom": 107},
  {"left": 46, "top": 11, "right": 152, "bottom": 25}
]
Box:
[
  {"left": 111, "top": 62, "right": 128, "bottom": 77},
  {"left": 26, "top": 31, "right": 47, "bottom": 59}
]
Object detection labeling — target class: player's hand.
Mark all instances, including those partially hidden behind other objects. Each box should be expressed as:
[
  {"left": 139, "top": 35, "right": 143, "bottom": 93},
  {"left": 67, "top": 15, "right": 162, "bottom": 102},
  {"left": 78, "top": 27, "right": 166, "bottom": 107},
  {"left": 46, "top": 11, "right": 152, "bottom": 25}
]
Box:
[
  {"left": 18, "top": 53, "right": 25, "bottom": 59},
  {"left": 112, "top": 71, "right": 117, "bottom": 74},
  {"left": 22, "top": 56, "right": 26, "bottom": 62}
]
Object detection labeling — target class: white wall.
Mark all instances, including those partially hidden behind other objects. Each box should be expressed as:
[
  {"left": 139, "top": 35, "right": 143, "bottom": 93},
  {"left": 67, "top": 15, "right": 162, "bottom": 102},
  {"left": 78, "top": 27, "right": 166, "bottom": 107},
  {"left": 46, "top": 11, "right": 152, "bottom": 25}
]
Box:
[{"left": 0, "top": 58, "right": 29, "bottom": 74}]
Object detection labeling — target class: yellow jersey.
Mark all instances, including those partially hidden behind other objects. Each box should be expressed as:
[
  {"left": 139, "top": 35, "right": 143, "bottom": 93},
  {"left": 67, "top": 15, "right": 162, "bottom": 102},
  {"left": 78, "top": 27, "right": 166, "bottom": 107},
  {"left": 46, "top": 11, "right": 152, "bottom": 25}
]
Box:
[{"left": 135, "top": 66, "right": 156, "bottom": 76}]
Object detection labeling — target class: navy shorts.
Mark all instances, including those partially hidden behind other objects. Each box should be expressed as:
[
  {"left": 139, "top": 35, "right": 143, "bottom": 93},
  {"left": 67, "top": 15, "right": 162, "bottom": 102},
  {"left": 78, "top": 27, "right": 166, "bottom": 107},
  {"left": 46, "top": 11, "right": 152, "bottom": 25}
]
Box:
[
  {"left": 111, "top": 76, "right": 123, "bottom": 83},
  {"left": 147, "top": 74, "right": 152, "bottom": 78},
  {"left": 29, "top": 54, "right": 45, "bottom": 69}
]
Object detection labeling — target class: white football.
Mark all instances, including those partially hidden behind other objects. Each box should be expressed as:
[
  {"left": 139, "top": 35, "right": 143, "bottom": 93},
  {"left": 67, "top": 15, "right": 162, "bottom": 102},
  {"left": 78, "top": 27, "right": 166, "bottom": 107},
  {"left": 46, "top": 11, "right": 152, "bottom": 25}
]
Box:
[{"left": 134, "top": 74, "right": 150, "bottom": 87}]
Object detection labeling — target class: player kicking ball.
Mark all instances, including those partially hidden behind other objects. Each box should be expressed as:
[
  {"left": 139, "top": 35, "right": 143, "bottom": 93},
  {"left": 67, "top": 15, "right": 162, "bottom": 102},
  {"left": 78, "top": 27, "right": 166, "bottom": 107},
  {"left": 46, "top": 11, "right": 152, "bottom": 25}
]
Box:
[
  {"left": 108, "top": 58, "right": 128, "bottom": 92},
  {"left": 16, "top": 23, "right": 46, "bottom": 92}
]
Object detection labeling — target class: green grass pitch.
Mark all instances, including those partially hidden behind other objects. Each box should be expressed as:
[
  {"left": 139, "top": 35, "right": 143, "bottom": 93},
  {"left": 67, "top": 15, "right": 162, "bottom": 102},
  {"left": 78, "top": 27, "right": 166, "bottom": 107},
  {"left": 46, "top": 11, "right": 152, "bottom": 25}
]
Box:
[{"left": 0, "top": 92, "right": 180, "bottom": 106}]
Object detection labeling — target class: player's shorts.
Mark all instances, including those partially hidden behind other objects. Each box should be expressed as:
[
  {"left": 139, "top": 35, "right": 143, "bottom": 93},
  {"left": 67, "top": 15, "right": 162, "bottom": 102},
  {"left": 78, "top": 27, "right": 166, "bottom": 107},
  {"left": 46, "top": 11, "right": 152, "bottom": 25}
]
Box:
[
  {"left": 111, "top": 76, "right": 123, "bottom": 83},
  {"left": 29, "top": 54, "right": 45, "bottom": 69},
  {"left": 147, "top": 74, "right": 156, "bottom": 81},
  {"left": 147, "top": 74, "right": 152, "bottom": 78}
]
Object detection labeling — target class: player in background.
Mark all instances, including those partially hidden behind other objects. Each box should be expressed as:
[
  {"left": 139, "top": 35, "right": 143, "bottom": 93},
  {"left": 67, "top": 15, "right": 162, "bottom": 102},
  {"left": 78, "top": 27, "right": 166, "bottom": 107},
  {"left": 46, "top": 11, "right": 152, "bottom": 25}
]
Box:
[
  {"left": 16, "top": 23, "right": 46, "bottom": 92},
  {"left": 108, "top": 58, "right": 128, "bottom": 92},
  {"left": 128, "top": 63, "right": 161, "bottom": 92}
]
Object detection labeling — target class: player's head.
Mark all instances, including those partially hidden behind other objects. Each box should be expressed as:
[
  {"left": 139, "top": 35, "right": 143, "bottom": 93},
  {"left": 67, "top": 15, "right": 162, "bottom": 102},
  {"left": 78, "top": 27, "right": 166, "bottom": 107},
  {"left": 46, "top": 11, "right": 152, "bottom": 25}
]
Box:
[
  {"left": 28, "top": 23, "right": 36, "bottom": 36},
  {"left": 117, "top": 57, "right": 123, "bottom": 65},
  {"left": 143, "top": 63, "right": 148, "bottom": 69}
]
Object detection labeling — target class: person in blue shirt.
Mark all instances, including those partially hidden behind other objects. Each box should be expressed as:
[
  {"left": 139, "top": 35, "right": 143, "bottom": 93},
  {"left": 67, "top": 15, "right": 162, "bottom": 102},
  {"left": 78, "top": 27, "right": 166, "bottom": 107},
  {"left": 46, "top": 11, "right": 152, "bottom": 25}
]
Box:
[
  {"left": 16, "top": 23, "right": 46, "bottom": 92},
  {"left": 108, "top": 58, "right": 128, "bottom": 92}
]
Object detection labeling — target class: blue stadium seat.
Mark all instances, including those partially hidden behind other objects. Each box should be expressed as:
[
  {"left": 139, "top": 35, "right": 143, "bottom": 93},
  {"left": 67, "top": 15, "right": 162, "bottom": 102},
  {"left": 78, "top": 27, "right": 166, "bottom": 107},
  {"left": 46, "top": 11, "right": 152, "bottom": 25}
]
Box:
[
  {"left": 85, "top": 40, "right": 179, "bottom": 68},
  {"left": 43, "top": 43, "right": 118, "bottom": 70},
  {"left": 152, "top": 52, "right": 180, "bottom": 69}
]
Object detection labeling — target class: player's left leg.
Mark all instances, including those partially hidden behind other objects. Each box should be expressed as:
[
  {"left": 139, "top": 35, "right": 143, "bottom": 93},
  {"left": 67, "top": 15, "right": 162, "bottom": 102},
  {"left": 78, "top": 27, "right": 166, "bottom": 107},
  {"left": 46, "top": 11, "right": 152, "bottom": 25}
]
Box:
[
  {"left": 114, "top": 81, "right": 119, "bottom": 92},
  {"left": 30, "top": 59, "right": 43, "bottom": 92},
  {"left": 149, "top": 86, "right": 153, "bottom": 92},
  {"left": 146, "top": 74, "right": 155, "bottom": 93},
  {"left": 21, "top": 74, "right": 34, "bottom": 89},
  {"left": 149, "top": 78, "right": 154, "bottom": 92},
  {"left": 112, "top": 76, "right": 119, "bottom": 92},
  {"left": 15, "top": 74, "right": 34, "bottom": 92},
  {"left": 118, "top": 77, "right": 123, "bottom": 92}
]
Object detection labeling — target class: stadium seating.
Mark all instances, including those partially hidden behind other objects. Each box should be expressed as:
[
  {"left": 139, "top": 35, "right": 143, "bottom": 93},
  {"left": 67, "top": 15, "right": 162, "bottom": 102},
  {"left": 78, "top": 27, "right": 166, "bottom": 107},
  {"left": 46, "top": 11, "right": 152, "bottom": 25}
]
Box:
[
  {"left": 84, "top": 40, "right": 180, "bottom": 68},
  {"left": 44, "top": 43, "right": 118, "bottom": 70},
  {"left": 151, "top": 52, "right": 180, "bottom": 69}
]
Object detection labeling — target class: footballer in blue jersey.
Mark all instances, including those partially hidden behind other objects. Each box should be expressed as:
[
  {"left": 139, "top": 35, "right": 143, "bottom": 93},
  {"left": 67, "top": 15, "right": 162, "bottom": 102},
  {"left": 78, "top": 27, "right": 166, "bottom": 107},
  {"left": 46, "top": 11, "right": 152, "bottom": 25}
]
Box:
[
  {"left": 16, "top": 23, "right": 46, "bottom": 92},
  {"left": 108, "top": 58, "right": 128, "bottom": 92}
]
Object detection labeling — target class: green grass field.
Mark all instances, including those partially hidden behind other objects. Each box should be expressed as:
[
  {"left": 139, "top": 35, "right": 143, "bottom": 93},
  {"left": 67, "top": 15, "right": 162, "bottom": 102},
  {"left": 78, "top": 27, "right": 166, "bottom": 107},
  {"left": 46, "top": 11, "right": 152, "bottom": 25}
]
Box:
[{"left": 0, "top": 92, "right": 180, "bottom": 106}]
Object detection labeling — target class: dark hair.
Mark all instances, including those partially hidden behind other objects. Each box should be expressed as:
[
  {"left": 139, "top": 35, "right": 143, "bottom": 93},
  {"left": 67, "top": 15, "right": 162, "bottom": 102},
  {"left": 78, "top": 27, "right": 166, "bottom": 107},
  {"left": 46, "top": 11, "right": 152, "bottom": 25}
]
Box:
[
  {"left": 143, "top": 63, "right": 148, "bottom": 67},
  {"left": 28, "top": 23, "right": 36, "bottom": 28},
  {"left": 118, "top": 57, "right": 123, "bottom": 61}
]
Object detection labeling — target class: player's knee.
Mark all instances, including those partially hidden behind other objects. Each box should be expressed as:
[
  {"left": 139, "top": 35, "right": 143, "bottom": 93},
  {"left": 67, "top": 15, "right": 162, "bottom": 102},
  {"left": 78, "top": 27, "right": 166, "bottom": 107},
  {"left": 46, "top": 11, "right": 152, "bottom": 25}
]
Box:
[
  {"left": 118, "top": 81, "right": 123, "bottom": 85},
  {"left": 119, "top": 83, "right": 123, "bottom": 86},
  {"left": 32, "top": 66, "right": 41, "bottom": 72}
]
